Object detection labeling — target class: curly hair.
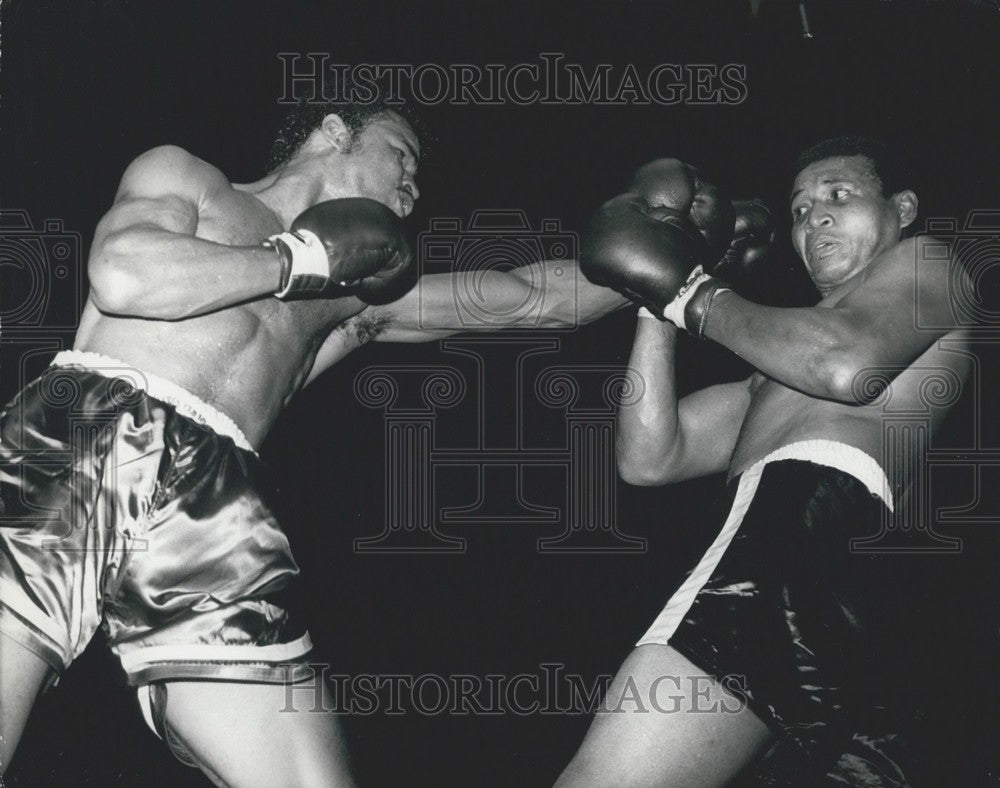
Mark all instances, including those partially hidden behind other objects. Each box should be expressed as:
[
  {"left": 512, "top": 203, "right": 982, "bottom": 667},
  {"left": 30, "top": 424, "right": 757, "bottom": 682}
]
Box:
[{"left": 267, "top": 82, "right": 427, "bottom": 173}]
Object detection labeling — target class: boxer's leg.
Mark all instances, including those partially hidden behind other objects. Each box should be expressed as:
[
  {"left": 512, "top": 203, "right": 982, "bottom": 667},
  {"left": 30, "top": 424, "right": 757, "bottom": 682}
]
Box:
[
  {"left": 555, "top": 644, "right": 771, "bottom": 788},
  {"left": 155, "top": 678, "right": 355, "bottom": 787},
  {"left": 0, "top": 633, "right": 54, "bottom": 773}
]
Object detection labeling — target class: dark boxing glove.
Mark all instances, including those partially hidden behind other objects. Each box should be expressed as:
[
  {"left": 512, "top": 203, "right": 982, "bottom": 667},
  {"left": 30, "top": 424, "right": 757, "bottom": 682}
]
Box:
[
  {"left": 268, "top": 198, "right": 413, "bottom": 303},
  {"left": 580, "top": 158, "right": 735, "bottom": 317},
  {"left": 713, "top": 198, "right": 776, "bottom": 286},
  {"left": 653, "top": 198, "right": 777, "bottom": 338},
  {"left": 658, "top": 200, "right": 775, "bottom": 338}
]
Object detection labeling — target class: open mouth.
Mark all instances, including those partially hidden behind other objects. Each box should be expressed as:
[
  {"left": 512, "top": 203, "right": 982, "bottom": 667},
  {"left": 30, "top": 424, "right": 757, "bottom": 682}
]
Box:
[
  {"left": 398, "top": 190, "right": 414, "bottom": 218},
  {"left": 810, "top": 237, "right": 840, "bottom": 260}
]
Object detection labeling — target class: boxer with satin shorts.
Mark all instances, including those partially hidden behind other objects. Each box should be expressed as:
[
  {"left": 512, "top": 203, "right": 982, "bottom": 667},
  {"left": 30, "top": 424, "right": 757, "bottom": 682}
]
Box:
[
  {"left": 558, "top": 137, "right": 973, "bottom": 786},
  {"left": 0, "top": 87, "right": 634, "bottom": 785}
]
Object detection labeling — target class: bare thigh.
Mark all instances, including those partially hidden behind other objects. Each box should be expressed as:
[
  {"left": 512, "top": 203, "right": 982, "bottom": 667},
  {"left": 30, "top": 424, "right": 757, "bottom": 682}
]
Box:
[
  {"left": 555, "top": 644, "right": 772, "bottom": 788},
  {"left": 159, "top": 677, "right": 355, "bottom": 788},
  {"left": 0, "top": 632, "right": 54, "bottom": 774}
]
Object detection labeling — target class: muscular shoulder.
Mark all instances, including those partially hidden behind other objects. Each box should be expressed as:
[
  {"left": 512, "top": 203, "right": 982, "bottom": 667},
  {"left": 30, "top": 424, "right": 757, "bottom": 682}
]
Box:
[
  {"left": 863, "top": 236, "right": 959, "bottom": 305},
  {"left": 118, "top": 145, "right": 230, "bottom": 202}
]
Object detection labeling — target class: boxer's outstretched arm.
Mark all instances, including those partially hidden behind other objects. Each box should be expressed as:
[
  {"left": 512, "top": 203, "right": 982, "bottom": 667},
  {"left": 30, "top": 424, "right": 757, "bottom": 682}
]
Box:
[
  {"left": 703, "top": 237, "right": 965, "bottom": 403},
  {"left": 617, "top": 318, "right": 751, "bottom": 485},
  {"left": 302, "top": 263, "right": 628, "bottom": 383},
  {"left": 365, "top": 261, "right": 629, "bottom": 343},
  {"left": 88, "top": 146, "right": 282, "bottom": 319}
]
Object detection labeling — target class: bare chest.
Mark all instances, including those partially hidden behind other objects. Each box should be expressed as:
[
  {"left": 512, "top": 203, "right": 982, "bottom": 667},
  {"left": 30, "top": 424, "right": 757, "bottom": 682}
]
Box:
[{"left": 194, "top": 190, "right": 362, "bottom": 340}]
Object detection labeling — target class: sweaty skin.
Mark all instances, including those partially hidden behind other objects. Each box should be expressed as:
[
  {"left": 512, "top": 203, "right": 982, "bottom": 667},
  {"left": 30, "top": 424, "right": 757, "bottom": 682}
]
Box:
[
  {"left": 727, "top": 154, "right": 971, "bottom": 480},
  {"left": 5, "top": 110, "right": 628, "bottom": 783},
  {"left": 74, "top": 180, "right": 367, "bottom": 447},
  {"left": 557, "top": 154, "right": 975, "bottom": 788},
  {"left": 727, "top": 264, "right": 971, "bottom": 481},
  {"left": 616, "top": 155, "right": 971, "bottom": 489}
]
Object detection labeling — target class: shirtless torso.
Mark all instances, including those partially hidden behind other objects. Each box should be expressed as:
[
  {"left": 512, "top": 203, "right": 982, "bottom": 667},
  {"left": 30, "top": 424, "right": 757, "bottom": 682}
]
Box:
[
  {"left": 729, "top": 251, "right": 971, "bottom": 480},
  {"left": 74, "top": 167, "right": 369, "bottom": 446}
]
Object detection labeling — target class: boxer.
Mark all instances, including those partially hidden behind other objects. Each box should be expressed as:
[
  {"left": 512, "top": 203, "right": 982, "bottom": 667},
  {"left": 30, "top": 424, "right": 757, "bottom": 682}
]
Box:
[
  {"left": 0, "top": 89, "right": 762, "bottom": 783},
  {"left": 558, "top": 137, "right": 973, "bottom": 786}
]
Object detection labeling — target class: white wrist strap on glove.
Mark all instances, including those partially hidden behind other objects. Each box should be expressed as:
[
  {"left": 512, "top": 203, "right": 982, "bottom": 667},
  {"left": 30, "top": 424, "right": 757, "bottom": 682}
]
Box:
[
  {"left": 269, "top": 229, "right": 331, "bottom": 299},
  {"left": 661, "top": 265, "right": 709, "bottom": 328},
  {"left": 637, "top": 306, "right": 660, "bottom": 320}
]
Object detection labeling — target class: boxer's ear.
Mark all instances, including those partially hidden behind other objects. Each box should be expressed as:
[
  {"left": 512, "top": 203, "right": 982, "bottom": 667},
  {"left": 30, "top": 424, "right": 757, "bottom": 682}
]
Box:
[
  {"left": 892, "top": 190, "right": 918, "bottom": 229},
  {"left": 320, "top": 114, "right": 353, "bottom": 152}
]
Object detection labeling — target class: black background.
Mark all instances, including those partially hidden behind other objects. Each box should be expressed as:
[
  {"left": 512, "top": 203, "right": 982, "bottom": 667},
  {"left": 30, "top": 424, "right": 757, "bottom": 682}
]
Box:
[{"left": 3, "top": 1, "right": 999, "bottom": 785}]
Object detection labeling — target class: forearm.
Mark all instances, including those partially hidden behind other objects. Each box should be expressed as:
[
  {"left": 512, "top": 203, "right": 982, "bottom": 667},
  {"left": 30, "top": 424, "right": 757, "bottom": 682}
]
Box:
[
  {"left": 703, "top": 291, "right": 870, "bottom": 401},
  {"left": 374, "top": 260, "right": 630, "bottom": 342},
  {"left": 90, "top": 228, "right": 283, "bottom": 319},
  {"left": 509, "top": 260, "right": 630, "bottom": 327},
  {"left": 617, "top": 317, "right": 683, "bottom": 484}
]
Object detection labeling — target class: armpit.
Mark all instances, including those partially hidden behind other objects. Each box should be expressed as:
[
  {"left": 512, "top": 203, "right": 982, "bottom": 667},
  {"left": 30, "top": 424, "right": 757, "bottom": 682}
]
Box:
[{"left": 345, "top": 311, "right": 391, "bottom": 345}]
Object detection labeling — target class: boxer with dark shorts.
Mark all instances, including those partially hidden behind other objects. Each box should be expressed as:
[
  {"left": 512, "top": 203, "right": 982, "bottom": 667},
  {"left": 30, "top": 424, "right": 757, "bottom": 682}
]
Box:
[
  {"left": 0, "top": 89, "right": 634, "bottom": 784},
  {"left": 558, "top": 138, "right": 973, "bottom": 786}
]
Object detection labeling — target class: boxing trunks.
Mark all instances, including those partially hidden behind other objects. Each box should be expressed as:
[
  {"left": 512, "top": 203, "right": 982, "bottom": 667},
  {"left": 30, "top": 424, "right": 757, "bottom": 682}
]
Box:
[
  {"left": 0, "top": 351, "right": 315, "bottom": 690},
  {"left": 638, "top": 441, "right": 926, "bottom": 786}
]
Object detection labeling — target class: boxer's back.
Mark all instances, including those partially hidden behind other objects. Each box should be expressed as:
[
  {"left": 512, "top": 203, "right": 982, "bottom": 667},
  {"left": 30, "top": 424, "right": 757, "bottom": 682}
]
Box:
[{"left": 74, "top": 152, "right": 365, "bottom": 445}]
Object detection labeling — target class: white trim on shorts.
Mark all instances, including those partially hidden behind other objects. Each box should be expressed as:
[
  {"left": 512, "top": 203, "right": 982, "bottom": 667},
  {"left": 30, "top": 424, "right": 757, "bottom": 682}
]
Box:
[
  {"left": 119, "top": 632, "right": 314, "bottom": 675},
  {"left": 51, "top": 350, "right": 256, "bottom": 454},
  {"left": 759, "top": 439, "right": 893, "bottom": 511},
  {"left": 636, "top": 440, "right": 893, "bottom": 647}
]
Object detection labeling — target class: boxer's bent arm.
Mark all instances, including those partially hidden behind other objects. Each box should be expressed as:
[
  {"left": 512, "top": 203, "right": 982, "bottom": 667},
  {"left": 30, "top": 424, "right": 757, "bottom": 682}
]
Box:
[
  {"left": 617, "top": 320, "right": 750, "bottom": 485},
  {"left": 88, "top": 146, "right": 282, "bottom": 319},
  {"left": 368, "top": 263, "right": 629, "bottom": 343},
  {"left": 703, "top": 237, "right": 963, "bottom": 403}
]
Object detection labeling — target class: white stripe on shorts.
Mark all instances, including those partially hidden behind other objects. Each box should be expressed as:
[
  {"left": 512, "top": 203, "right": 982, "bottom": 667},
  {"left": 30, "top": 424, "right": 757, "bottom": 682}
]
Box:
[
  {"left": 118, "top": 632, "right": 314, "bottom": 674},
  {"left": 637, "top": 462, "right": 765, "bottom": 647},
  {"left": 636, "top": 440, "right": 892, "bottom": 647}
]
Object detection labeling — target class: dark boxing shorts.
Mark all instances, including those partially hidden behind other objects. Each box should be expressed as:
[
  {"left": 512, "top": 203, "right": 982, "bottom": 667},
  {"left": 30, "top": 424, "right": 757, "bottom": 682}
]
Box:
[
  {"left": 638, "top": 441, "right": 924, "bottom": 786},
  {"left": 0, "top": 351, "right": 314, "bottom": 689}
]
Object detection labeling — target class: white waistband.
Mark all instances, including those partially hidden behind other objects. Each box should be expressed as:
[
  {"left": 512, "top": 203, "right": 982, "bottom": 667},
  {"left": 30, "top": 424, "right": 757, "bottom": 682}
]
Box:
[
  {"left": 51, "top": 350, "right": 256, "bottom": 454},
  {"left": 754, "top": 440, "right": 894, "bottom": 511}
]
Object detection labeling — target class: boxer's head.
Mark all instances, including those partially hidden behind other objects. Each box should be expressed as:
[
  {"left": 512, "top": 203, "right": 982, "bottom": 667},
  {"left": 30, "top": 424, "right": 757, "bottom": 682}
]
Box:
[
  {"left": 789, "top": 136, "right": 918, "bottom": 293},
  {"left": 268, "top": 83, "right": 426, "bottom": 218}
]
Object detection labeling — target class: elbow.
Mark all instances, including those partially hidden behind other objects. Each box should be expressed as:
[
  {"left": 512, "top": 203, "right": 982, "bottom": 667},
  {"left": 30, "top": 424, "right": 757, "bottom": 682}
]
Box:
[
  {"left": 89, "top": 262, "right": 139, "bottom": 316},
  {"left": 617, "top": 453, "right": 670, "bottom": 487},
  {"left": 811, "top": 351, "right": 886, "bottom": 404},
  {"left": 88, "top": 234, "right": 144, "bottom": 315}
]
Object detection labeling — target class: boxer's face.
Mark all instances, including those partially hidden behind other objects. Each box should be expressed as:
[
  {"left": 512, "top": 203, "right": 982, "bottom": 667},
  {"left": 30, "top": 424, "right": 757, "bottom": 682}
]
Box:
[
  {"left": 790, "top": 155, "right": 914, "bottom": 293},
  {"left": 327, "top": 111, "right": 421, "bottom": 218}
]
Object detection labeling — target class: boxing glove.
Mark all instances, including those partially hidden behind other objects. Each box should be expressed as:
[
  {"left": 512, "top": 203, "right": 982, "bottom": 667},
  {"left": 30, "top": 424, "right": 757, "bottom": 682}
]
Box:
[
  {"left": 713, "top": 198, "right": 776, "bottom": 286},
  {"left": 660, "top": 200, "right": 776, "bottom": 339},
  {"left": 580, "top": 159, "right": 735, "bottom": 316},
  {"left": 268, "top": 198, "right": 413, "bottom": 302},
  {"left": 626, "top": 159, "right": 735, "bottom": 266}
]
